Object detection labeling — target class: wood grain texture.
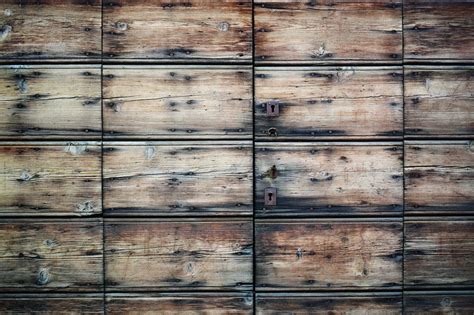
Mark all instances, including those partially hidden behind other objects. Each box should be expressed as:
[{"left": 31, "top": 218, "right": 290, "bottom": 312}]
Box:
[
  {"left": 0, "top": 65, "right": 101, "bottom": 139},
  {"left": 404, "top": 0, "right": 474, "bottom": 62},
  {"left": 103, "top": 0, "right": 252, "bottom": 61},
  {"left": 103, "top": 66, "right": 252, "bottom": 139},
  {"left": 256, "top": 293, "right": 402, "bottom": 314},
  {"left": 0, "top": 219, "right": 103, "bottom": 292},
  {"left": 404, "top": 291, "right": 474, "bottom": 315},
  {"left": 405, "top": 141, "right": 473, "bottom": 215},
  {"left": 255, "top": 1, "right": 402, "bottom": 64},
  {"left": 255, "top": 142, "right": 403, "bottom": 216},
  {"left": 103, "top": 142, "right": 252, "bottom": 216},
  {"left": 256, "top": 219, "right": 403, "bottom": 290},
  {"left": 106, "top": 293, "right": 253, "bottom": 314},
  {"left": 255, "top": 67, "right": 403, "bottom": 139},
  {"left": 0, "top": 142, "right": 102, "bottom": 216},
  {"left": 405, "top": 219, "right": 474, "bottom": 288},
  {"left": 405, "top": 67, "right": 474, "bottom": 137},
  {"left": 0, "top": 0, "right": 101, "bottom": 60},
  {"left": 0, "top": 294, "right": 103, "bottom": 314},
  {"left": 105, "top": 219, "right": 253, "bottom": 291}
]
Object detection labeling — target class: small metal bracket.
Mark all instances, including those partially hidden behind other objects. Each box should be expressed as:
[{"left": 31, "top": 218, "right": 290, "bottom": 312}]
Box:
[
  {"left": 264, "top": 187, "right": 277, "bottom": 206},
  {"left": 266, "top": 101, "right": 279, "bottom": 117}
]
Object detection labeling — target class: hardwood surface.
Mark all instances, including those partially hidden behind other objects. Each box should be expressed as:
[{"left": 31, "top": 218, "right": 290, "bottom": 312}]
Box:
[{"left": 404, "top": 291, "right": 474, "bottom": 314}]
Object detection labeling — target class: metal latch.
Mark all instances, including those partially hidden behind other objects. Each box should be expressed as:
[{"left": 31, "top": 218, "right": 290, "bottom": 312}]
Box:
[
  {"left": 266, "top": 101, "right": 279, "bottom": 117},
  {"left": 264, "top": 187, "right": 277, "bottom": 206}
]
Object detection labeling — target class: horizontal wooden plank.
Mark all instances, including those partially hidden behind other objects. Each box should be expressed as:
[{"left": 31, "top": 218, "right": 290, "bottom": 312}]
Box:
[
  {"left": 255, "top": 142, "right": 403, "bottom": 216},
  {"left": 256, "top": 293, "right": 402, "bottom": 314},
  {"left": 0, "top": 65, "right": 101, "bottom": 139},
  {"left": 0, "top": 219, "right": 103, "bottom": 292},
  {"left": 103, "top": 142, "right": 252, "bottom": 216},
  {"left": 103, "top": 0, "right": 252, "bottom": 61},
  {"left": 255, "top": 67, "right": 403, "bottom": 139},
  {"left": 255, "top": 1, "right": 402, "bottom": 64},
  {"left": 105, "top": 219, "right": 253, "bottom": 291},
  {"left": 0, "top": 294, "right": 103, "bottom": 314},
  {"left": 405, "top": 67, "right": 474, "bottom": 137},
  {"left": 0, "top": 142, "right": 102, "bottom": 216},
  {"left": 106, "top": 293, "right": 253, "bottom": 314},
  {"left": 404, "top": 1, "right": 474, "bottom": 62},
  {"left": 103, "top": 66, "right": 252, "bottom": 139},
  {"left": 256, "top": 219, "right": 402, "bottom": 290},
  {"left": 404, "top": 291, "right": 474, "bottom": 314},
  {"left": 405, "top": 219, "right": 474, "bottom": 288},
  {"left": 405, "top": 141, "right": 473, "bottom": 215},
  {"left": 0, "top": 1, "right": 101, "bottom": 60}
]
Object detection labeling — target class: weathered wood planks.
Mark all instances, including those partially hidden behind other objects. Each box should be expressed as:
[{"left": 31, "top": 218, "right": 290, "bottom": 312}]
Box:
[
  {"left": 0, "top": 142, "right": 102, "bottom": 216},
  {"left": 256, "top": 219, "right": 403, "bottom": 290},
  {"left": 0, "top": 294, "right": 104, "bottom": 314},
  {"left": 404, "top": 291, "right": 474, "bottom": 314},
  {"left": 254, "top": 1, "right": 402, "bottom": 64},
  {"left": 105, "top": 219, "right": 253, "bottom": 291},
  {"left": 0, "top": 1, "right": 101, "bottom": 60},
  {"left": 103, "top": 66, "right": 253, "bottom": 139},
  {"left": 404, "top": 0, "right": 474, "bottom": 62},
  {"left": 255, "top": 142, "right": 403, "bottom": 216},
  {"left": 103, "top": 142, "right": 252, "bottom": 216},
  {"left": 106, "top": 293, "right": 253, "bottom": 314},
  {"left": 103, "top": 0, "right": 252, "bottom": 62},
  {"left": 0, "top": 65, "right": 101, "bottom": 139},
  {"left": 405, "top": 67, "right": 474, "bottom": 138},
  {"left": 256, "top": 293, "right": 402, "bottom": 314},
  {"left": 0, "top": 219, "right": 103, "bottom": 291},
  {"left": 405, "top": 219, "right": 474, "bottom": 289},
  {"left": 405, "top": 141, "right": 473, "bottom": 215},
  {"left": 255, "top": 67, "right": 403, "bottom": 139}
]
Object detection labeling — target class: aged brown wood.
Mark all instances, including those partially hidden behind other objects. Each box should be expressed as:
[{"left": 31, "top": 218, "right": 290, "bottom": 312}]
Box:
[
  {"left": 0, "top": 65, "right": 101, "bottom": 139},
  {"left": 255, "top": 1, "right": 402, "bottom": 64},
  {"left": 255, "top": 142, "right": 403, "bottom": 216},
  {"left": 405, "top": 67, "right": 474, "bottom": 137},
  {"left": 0, "top": 294, "right": 103, "bottom": 314},
  {"left": 256, "top": 293, "right": 402, "bottom": 314},
  {"left": 256, "top": 219, "right": 403, "bottom": 290},
  {"left": 103, "top": 142, "right": 252, "bottom": 216},
  {"left": 405, "top": 219, "right": 474, "bottom": 288},
  {"left": 106, "top": 293, "right": 253, "bottom": 314},
  {"left": 0, "top": 142, "right": 102, "bottom": 216},
  {"left": 0, "top": 219, "right": 103, "bottom": 291},
  {"left": 404, "top": 0, "right": 474, "bottom": 62},
  {"left": 255, "top": 67, "right": 403, "bottom": 139},
  {"left": 404, "top": 291, "right": 474, "bottom": 314},
  {"left": 103, "top": 0, "right": 252, "bottom": 62},
  {"left": 105, "top": 219, "right": 253, "bottom": 291},
  {"left": 405, "top": 141, "right": 473, "bottom": 215},
  {"left": 0, "top": 0, "right": 101, "bottom": 60},
  {"left": 103, "top": 66, "right": 252, "bottom": 139}
]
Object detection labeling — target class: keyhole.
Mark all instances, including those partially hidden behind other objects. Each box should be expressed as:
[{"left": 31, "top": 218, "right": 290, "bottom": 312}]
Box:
[
  {"left": 268, "top": 192, "right": 273, "bottom": 201},
  {"left": 271, "top": 104, "right": 275, "bottom": 112}
]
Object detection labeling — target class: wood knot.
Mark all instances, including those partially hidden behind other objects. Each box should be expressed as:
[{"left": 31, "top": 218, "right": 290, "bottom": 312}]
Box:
[
  {"left": 145, "top": 146, "right": 157, "bottom": 160},
  {"left": 36, "top": 268, "right": 49, "bottom": 285},
  {"left": 296, "top": 248, "right": 303, "bottom": 260},
  {"left": 0, "top": 25, "right": 12, "bottom": 41},
  {"left": 115, "top": 21, "right": 128, "bottom": 31},
  {"left": 217, "top": 21, "right": 230, "bottom": 32},
  {"left": 64, "top": 142, "right": 88, "bottom": 155},
  {"left": 441, "top": 297, "right": 452, "bottom": 308},
  {"left": 4, "top": 9, "right": 12, "bottom": 16},
  {"left": 75, "top": 201, "right": 96, "bottom": 215},
  {"left": 18, "top": 170, "right": 38, "bottom": 182}
]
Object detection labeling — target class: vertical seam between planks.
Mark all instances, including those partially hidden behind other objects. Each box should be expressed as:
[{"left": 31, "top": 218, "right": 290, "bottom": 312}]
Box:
[
  {"left": 401, "top": 0, "right": 405, "bottom": 313},
  {"left": 101, "top": 0, "right": 106, "bottom": 313},
  {"left": 252, "top": 0, "right": 257, "bottom": 313}
]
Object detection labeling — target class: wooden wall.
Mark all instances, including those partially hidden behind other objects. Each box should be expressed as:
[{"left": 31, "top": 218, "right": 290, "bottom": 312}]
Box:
[{"left": 0, "top": 0, "right": 473, "bottom": 314}]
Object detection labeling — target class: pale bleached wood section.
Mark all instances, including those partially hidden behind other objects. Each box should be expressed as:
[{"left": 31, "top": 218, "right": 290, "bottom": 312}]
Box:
[
  {"left": 405, "top": 219, "right": 474, "bottom": 288},
  {"left": 106, "top": 293, "right": 253, "bottom": 314},
  {"left": 0, "top": 294, "right": 103, "bottom": 314},
  {"left": 254, "top": 1, "right": 402, "bottom": 64},
  {"left": 0, "top": 142, "right": 101, "bottom": 216},
  {"left": 256, "top": 293, "right": 402, "bottom": 314},
  {"left": 255, "top": 142, "right": 403, "bottom": 216},
  {"left": 103, "top": 0, "right": 252, "bottom": 61},
  {"left": 0, "top": 219, "right": 103, "bottom": 291},
  {"left": 0, "top": 1, "right": 101, "bottom": 60},
  {"left": 255, "top": 67, "right": 403, "bottom": 139},
  {"left": 404, "top": 291, "right": 474, "bottom": 314},
  {"left": 0, "top": 66, "right": 101, "bottom": 139},
  {"left": 404, "top": 67, "right": 474, "bottom": 137},
  {"left": 105, "top": 219, "right": 253, "bottom": 291},
  {"left": 256, "top": 219, "right": 403, "bottom": 290},
  {"left": 404, "top": 1, "right": 474, "bottom": 62},
  {"left": 103, "top": 66, "right": 252, "bottom": 139},
  {"left": 103, "top": 142, "right": 252, "bottom": 216},
  {"left": 405, "top": 141, "right": 473, "bottom": 215}
]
